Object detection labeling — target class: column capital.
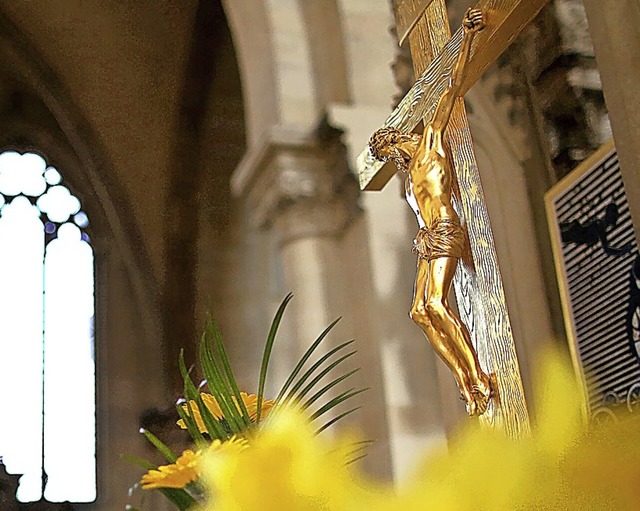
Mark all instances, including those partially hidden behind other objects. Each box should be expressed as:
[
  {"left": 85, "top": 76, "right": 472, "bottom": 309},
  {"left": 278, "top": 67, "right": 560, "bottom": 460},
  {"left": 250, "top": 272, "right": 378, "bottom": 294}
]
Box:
[{"left": 232, "top": 123, "right": 360, "bottom": 243}]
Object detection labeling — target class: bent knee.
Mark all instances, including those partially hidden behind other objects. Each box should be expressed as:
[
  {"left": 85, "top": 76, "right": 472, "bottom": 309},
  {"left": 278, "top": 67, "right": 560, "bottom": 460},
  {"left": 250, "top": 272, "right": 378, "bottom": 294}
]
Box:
[
  {"left": 409, "top": 302, "right": 428, "bottom": 324},
  {"left": 425, "top": 299, "right": 447, "bottom": 320}
]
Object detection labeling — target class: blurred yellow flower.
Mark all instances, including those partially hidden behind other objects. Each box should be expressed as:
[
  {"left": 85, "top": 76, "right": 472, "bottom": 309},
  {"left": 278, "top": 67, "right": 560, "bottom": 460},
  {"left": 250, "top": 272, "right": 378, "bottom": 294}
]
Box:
[
  {"left": 384, "top": 350, "right": 640, "bottom": 511},
  {"left": 196, "top": 349, "right": 640, "bottom": 511},
  {"left": 200, "top": 410, "right": 379, "bottom": 511},
  {"left": 141, "top": 436, "right": 249, "bottom": 490},
  {"left": 177, "top": 392, "right": 274, "bottom": 433}
]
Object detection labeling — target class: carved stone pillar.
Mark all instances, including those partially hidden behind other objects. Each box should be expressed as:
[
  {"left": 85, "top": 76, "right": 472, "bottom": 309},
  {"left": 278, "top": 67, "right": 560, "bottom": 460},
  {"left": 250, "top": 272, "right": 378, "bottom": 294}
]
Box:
[
  {"left": 233, "top": 127, "right": 359, "bottom": 347},
  {"left": 231, "top": 125, "right": 392, "bottom": 480}
]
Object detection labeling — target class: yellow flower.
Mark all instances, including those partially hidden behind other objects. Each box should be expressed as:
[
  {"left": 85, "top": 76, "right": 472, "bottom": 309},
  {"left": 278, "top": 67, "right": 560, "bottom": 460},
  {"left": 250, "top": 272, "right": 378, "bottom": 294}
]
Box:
[
  {"left": 196, "top": 350, "right": 640, "bottom": 511},
  {"left": 200, "top": 410, "right": 377, "bottom": 511},
  {"left": 141, "top": 437, "right": 249, "bottom": 490},
  {"left": 206, "top": 435, "right": 250, "bottom": 455},
  {"left": 140, "top": 449, "right": 199, "bottom": 490},
  {"left": 391, "top": 349, "right": 640, "bottom": 511},
  {"left": 177, "top": 392, "right": 274, "bottom": 433}
]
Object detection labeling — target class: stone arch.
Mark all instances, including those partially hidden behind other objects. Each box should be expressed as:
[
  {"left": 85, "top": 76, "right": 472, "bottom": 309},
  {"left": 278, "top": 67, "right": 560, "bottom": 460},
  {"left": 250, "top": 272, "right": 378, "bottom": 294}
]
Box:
[
  {"left": 221, "top": 0, "right": 280, "bottom": 145},
  {"left": 0, "top": 7, "right": 161, "bottom": 347},
  {"left": 298, "top": 0, "right": 351, "bottom": 108},
  {"left": 0, "top": 10, "right": 169, "bottom": 508},
  {"left": 222, "top": 0, "right": 352, "bottom": 145}
]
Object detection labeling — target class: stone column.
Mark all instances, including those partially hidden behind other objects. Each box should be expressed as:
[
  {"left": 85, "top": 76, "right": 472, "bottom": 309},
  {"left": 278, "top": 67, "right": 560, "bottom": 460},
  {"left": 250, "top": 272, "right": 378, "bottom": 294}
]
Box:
[
  {"left": 233, "top": 127, "right": 359, "bottom": 348},
  {"left": 231, "top": 126, "right": 393, "bottom": 480},
  {"left": 583, "top": 0, "right": 640, "bottom": 237}
]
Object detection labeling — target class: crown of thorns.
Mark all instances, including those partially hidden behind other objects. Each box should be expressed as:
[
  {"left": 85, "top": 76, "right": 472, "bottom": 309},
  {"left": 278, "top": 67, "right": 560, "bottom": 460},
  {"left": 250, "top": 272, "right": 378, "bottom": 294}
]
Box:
[{"left": 368, "top": 127, "right": 403, "bottom": 161}]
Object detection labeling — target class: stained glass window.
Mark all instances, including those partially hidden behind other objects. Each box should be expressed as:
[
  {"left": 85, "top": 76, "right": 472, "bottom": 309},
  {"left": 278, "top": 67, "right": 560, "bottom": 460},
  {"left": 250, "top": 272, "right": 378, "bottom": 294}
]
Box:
[{"left": 0, "top": 151, "right": 96, "bottom": 503}]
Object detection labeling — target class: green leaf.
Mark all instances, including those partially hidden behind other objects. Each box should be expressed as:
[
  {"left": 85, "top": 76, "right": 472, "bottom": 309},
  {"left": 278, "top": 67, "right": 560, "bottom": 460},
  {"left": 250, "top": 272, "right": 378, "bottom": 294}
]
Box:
[
  {"left": 177, "top": 351, "right": 208, "bottom": 447},
  {"left": 199, "top": 332, "right": 246, "bottom": 434},
  {"left": 195, "top": 391, "right": 229, "bottom": 441},
  {"left": 310, "top": 387, "right": 368, "bottom": 422},
  {"left": 345, "top": 453, "right": 368, "bottom": 465},
  {"left": 179, "top": 350, "right": 228, "bottom": 440},
  {"left": 121, "top": 454, "right": 156, "bottom": 471},
  {"left": 275, "top": 317, "right": 342, "bottom": 403},
  {"left": 286, "top": 349, "right": 357, "bottom": 404},
  {"left": 175, "top": 402, "right": 207, "bottom": 449},
  {"left": 139, "top": 428, "right": 178, "bottom": 463},
  {"left": 344, "top": 440, "right": 374, "bottom": 458},
  {"left": 315, "top": 406, "right": 362, "bottom": 435},
  {"left": 159, "top": 488, "right": 197, "bottom": 511},
  {"left": 209, "top": 319, "right": 252, "bottom": 425},
  {"left": 257, "top": 293, "right": 293, "bottom": 423},
  {"left": 298, "top": 367, "right": 360, "bottom": 410}
]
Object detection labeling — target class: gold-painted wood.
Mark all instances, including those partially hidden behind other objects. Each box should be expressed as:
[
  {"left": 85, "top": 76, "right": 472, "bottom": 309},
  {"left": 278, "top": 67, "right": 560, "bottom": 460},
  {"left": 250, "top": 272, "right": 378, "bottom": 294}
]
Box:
[
  {"left": 394, "top": 0, "right": 437, "bottom": 46},
  {"left": 358, "top": 0, "right": 549, "bottom": 191},
  {"left": 379, "top": 0, "right": 533, "bottom": 435}
]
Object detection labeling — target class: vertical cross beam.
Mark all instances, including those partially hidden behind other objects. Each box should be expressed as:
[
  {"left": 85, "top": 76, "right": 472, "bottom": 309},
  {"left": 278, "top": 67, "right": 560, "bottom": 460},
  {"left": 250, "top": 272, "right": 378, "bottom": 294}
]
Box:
[{"left": 393, "top": 0, "right": 530, "bottom": 435}]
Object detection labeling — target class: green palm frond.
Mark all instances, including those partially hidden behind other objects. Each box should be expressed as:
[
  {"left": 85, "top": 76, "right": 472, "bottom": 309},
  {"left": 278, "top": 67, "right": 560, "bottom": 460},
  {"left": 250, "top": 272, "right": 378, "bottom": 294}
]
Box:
[
  {"left": 139, "top": 428, "right": 178, "bottom": 463},
  {"left": 309, "top": 387, "right": 368, "bottom": 423},
  {"left": 275, "top": 317, "right": 342, "bottom": 403},
  {"left": 272, "top": 320, "right": 365, "bottom": 431},
  {"left": 283, "top": 346, "right": 358, "bottom": 405},
  {"left": 198, "top": 326, "right": 248, "bottom": 434},
  {"left": 314, "top": 406, "right": 362, "bottom": 435},
  {"left": 121, "top": 454, "right": 157, "bottom": 471},
  {"left": 256, "top": 292, "right": 293, "bottom": 423},
  {"left": 298, "top": 367, "right": 361, "bottom": 411},
  {"left": 177, "top": 352, "right": 208, "bottom": 447},
  {"left": 187, "top": 294, "right": 364, "bottom": 435},
  {"left": 344, "top": 439, "right": 374, "bottom": 465},
  {"left": 206, "top": 320, "right": 252, "bottom": 425}
]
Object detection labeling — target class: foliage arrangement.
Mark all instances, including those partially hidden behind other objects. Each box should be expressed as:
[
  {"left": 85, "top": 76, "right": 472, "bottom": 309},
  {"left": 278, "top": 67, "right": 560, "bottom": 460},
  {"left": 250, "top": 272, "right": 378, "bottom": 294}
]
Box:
[
  {"left": 126, "top": 294, "right": 365, "bottom": 511},
  {"left": 124, "top": 295, "right": 640, "bottom": 511}
]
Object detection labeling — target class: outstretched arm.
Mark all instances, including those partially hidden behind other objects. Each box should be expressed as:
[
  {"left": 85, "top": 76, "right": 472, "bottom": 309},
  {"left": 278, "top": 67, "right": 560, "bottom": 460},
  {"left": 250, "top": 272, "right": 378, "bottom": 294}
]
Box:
[{"left": 430, "top": 8, "right": 485, "bottom": 133}]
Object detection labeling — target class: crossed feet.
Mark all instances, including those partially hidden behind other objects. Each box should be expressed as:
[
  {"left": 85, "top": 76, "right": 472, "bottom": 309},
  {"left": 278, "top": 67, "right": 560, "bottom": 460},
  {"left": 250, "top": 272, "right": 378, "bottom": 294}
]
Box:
[{"left": 459, "top": 372, "right": 494, "bottom": 417}]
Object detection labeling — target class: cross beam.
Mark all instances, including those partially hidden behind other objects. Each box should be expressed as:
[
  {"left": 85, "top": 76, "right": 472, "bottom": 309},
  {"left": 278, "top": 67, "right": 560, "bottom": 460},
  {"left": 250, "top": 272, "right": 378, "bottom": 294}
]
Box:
[
  {"left": 358, "top": 0, "right": 549, "bottom": 191},
  {"left": 361, "top": 0, "right": 549, "bottom": 435}
]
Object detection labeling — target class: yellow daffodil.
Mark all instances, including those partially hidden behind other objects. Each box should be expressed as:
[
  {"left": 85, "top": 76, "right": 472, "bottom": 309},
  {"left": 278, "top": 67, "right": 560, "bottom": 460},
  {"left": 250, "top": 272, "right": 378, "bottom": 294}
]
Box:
[
  {"left": 141, "top": 436, "right": 249, "bottom": 490},
  {"left": 196, "top": 349, "right": 640, "bottom": 511},
  {"left": 386, "top": 349, "right": 640, "bottom": 511},
  {"left": 177, "top": 392, "right": 274, "bottom": 433},
  {"left": 200, "top": 410, "right": 378, "bottom": 511}
]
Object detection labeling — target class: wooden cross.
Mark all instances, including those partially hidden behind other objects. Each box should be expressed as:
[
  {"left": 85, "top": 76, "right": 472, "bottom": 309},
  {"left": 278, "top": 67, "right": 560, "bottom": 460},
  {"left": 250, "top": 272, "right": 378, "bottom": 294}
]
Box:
[{"left": 359, "top": 0, "right": 549, "bottom": 435}]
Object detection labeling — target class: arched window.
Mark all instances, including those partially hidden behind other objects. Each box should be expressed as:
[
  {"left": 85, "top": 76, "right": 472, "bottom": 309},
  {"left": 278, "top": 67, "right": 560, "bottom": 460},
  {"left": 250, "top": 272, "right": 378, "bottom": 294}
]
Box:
[{"left": 0, "top": 151, "right": 95, "bottom": 503}]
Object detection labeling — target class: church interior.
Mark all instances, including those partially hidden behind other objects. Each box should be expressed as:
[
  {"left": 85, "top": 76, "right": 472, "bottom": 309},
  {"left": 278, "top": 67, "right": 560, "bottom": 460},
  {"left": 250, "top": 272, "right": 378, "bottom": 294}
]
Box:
[{"left": 0, "top": 0, "right": 638, "bottom": 509}]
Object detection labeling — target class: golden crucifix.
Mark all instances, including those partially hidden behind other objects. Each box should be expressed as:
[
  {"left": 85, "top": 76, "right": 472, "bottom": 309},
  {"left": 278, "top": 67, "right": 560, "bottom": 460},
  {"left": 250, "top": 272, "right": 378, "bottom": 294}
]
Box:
[
  {"left": 360, "top": 0, "right": 549, "bottom": 432},
  {"left": 369, "top": 8, "right": 491, "bottom": 415}
]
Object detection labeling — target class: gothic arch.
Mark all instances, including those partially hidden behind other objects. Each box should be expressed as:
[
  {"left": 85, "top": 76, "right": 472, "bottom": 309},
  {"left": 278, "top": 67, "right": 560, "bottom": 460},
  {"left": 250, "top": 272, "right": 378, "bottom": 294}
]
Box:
[
  {"left": 0, "top": 7, "right": 161, "bottom": 346},
  {"left": 0, "top": 10, "right": 169, "bottom": 508},
  {"left": 222, "top": 0, "right": 351, "bottom": 145}
]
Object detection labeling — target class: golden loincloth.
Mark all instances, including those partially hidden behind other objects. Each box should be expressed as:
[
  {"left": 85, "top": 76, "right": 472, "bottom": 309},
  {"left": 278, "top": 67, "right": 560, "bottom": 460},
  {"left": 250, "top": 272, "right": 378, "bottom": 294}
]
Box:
[{"left": 412, "top": 217, "right": 465, "bottom": 261}]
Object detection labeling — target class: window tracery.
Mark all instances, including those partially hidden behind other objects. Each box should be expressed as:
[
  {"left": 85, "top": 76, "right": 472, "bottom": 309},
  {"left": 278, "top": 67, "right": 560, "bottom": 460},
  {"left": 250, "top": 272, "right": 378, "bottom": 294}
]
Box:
[{"left": 0, "top": 150, "right": 96, "bottom": 503}]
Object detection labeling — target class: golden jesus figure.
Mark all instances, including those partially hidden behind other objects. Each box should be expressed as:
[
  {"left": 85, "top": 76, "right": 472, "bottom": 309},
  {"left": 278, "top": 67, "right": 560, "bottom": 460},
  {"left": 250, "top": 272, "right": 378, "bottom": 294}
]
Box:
[{"left": 368, "top": 8, "right": 492, "bottom": 416}]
